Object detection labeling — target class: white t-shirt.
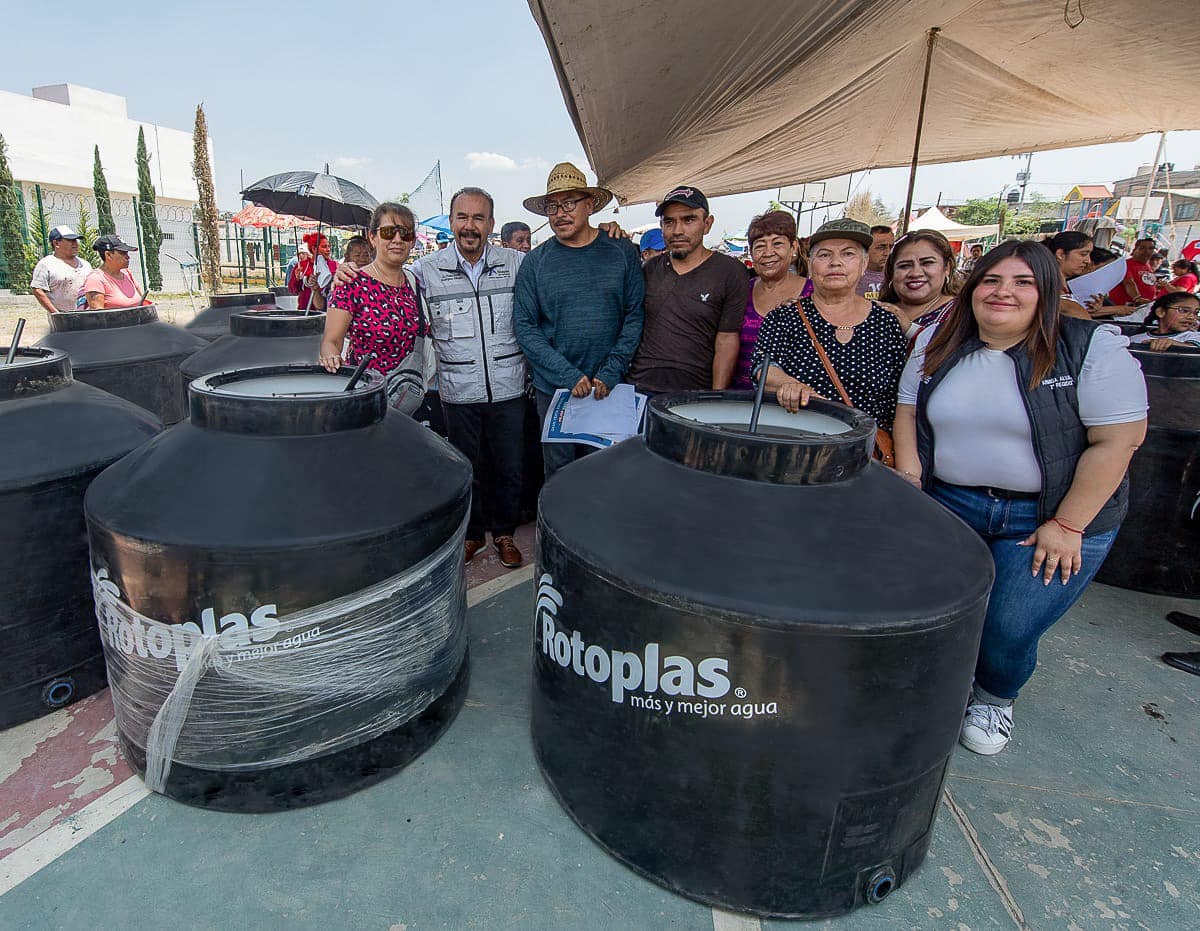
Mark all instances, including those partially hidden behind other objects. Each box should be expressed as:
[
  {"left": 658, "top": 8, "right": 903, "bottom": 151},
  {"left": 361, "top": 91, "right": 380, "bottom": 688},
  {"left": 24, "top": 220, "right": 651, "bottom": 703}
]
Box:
[
  {"left": 898, "top": 324, "right": 1147, "bottom": 491},
  {"left": 31, "top": 254, "right": 92, "bottom": 313},
  {"left": 1129, "top": 328, "right": 1200, "bottom": 347}
]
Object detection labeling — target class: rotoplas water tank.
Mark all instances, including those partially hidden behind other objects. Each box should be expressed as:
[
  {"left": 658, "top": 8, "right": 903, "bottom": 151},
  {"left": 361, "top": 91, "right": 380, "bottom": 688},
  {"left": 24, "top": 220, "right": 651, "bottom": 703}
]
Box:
[
  {"left": 36, "top": 304, "right": 207, "bottom": 424},
  {"left": 531, "top": 392, "right": 995, "bottom": 918},
  {"left": 0, "top": 347, "right": 161, "bottom": 729},
  {"left": 1096, "top": 347, "right": 1199, "bottom": 596},
  {"left": 184, "top": 290, "right": 277, "bottom": 342},
  {"left": 85, "top": 364, "right": 473, "bottom": 810},
  {"left": 179, "top": 310, "right": 325, "bottom": 402}
]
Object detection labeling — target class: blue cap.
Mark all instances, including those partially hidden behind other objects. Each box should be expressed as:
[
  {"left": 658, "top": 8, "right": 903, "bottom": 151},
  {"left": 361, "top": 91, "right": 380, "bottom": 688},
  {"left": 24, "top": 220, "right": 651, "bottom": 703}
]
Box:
[{"left": 640, "top": 228, "right": 666, "bottom": 252}]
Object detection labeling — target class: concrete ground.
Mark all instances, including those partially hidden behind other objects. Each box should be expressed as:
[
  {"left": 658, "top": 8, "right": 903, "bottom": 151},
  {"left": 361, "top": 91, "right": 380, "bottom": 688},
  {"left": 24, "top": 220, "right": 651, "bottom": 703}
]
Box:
[{"left": 1, "top": 544, "right": 1196, "bottom": 930}]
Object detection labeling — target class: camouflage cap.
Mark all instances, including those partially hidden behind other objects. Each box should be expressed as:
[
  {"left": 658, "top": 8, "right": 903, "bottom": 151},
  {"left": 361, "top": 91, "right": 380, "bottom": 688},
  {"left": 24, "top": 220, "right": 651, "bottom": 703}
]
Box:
[{"left": 808, "top": 218, "right": 873, "bottom": 250}]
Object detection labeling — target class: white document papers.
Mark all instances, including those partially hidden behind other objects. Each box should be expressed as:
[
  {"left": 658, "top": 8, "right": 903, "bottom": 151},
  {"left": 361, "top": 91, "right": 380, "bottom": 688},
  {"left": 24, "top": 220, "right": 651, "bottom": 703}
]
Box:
[
  {"left": 1068, "top": 258, "right": 1127, "bottom": 305},
  {"left": 541, "top": 384, "right": 648, "bottom": 448}
]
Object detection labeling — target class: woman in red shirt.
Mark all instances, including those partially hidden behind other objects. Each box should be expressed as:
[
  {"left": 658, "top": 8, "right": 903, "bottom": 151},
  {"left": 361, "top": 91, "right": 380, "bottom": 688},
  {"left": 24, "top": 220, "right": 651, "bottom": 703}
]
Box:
[
  {"left": 1161, "top": 259, "right": 1199, "bottom": 295},
  {"left": 288, "top": 231, "right": 338, "bottom": 310},
  {"left": 320, "top": 203, "right": 427, "bottom": 409}
]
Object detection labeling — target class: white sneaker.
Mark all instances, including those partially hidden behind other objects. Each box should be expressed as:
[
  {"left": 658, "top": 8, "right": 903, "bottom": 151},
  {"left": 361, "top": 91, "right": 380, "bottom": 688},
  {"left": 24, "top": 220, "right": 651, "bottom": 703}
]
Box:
[{"left": 959, "top": 699, "right": 1014, "bottom": 755}]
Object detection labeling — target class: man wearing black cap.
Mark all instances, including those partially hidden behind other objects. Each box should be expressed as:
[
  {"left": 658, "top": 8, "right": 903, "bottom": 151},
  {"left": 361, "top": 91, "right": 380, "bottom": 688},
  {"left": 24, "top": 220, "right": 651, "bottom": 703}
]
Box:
[
  {"left": 629, "top": 186, "right": 749, "bottom": 394},
  {"left": 31, "top": 226, "right": 92, "bottom": 314}
]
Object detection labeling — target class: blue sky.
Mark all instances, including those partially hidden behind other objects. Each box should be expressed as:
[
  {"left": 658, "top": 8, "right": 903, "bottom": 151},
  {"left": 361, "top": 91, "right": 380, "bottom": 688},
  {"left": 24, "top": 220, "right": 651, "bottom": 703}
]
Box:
[{"left": 3, "top": 0, "right": 1198, "bottom": 243}]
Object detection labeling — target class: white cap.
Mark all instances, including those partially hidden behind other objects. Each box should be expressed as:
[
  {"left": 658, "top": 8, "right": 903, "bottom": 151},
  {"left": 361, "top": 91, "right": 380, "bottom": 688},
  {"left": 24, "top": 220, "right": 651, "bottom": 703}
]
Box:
[{"left": 49, "top": 225, "right": 81, "bottom": 241}]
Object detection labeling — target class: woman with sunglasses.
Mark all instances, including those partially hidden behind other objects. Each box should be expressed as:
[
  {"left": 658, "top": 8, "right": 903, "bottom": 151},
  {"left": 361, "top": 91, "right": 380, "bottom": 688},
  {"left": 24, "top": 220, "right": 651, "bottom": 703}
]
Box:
[{"left": 320, "top": 203, "right": 428, "bottom": 395}]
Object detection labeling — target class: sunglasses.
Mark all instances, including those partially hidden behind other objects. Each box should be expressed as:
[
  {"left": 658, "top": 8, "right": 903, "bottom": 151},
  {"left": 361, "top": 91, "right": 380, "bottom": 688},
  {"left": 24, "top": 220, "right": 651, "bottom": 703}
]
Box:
[{"left": 376, "top": 225, "right": 415, "bottom": 242}]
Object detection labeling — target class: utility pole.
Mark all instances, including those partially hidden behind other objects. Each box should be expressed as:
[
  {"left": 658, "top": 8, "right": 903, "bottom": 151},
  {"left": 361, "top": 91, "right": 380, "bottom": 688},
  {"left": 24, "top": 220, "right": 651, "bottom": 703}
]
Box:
[{"left": 1016, "top": 153, "right": 1033, "bottom": 213}]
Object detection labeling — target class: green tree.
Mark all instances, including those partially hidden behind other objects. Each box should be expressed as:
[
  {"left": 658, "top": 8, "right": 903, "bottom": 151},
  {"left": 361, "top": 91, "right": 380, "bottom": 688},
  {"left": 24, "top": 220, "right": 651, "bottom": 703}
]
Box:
[
  {"left": 952, "top": 197, "right": 1003, "bottom": 226},
  {"left": 0, "top": 133, "right": 30, "bottom": 293},
  {"left": 191, "top": 104, "right": 221, "bottom": 293},
  {"left": 23, "top": 200, "right": 51, "bottom": 275},
  {"left": 93, "top": 145, "right": 116, "bottom": 235},
  {"left": 76, "top": 198, "right": 100, "bottom": 268},
  {"left": 135, "top": 126, "right": 164, "bottom": 290}
]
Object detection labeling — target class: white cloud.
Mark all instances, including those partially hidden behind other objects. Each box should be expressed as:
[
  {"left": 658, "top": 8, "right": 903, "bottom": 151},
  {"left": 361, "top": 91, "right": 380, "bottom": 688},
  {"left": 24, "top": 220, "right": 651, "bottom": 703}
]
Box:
[
  {"left": 332, "top": 155, "right": 372, "bottom": 171},
  {"left": 521, "top": 156, "right": 551, "bottom": 172},
  {"left": 466, "top": 151, "right": 519, "bottom": 172}
]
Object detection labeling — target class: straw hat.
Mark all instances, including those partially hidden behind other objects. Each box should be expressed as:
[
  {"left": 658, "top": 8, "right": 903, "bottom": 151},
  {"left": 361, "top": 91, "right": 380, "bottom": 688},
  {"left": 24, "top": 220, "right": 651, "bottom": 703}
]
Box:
[{"left": 523, "top": 162, "right": 613, "bottom": 216}]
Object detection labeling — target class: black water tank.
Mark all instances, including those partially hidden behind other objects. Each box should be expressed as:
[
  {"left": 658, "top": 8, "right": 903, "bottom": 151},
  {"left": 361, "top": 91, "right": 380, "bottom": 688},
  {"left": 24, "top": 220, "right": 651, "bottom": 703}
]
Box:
[
  {"left": 85, "top": 365, "right": 472, "bottom": 811},
  {"left": 36, "top": 305, "right": 208, "bottom": 425},
  {"left": 531, "top": 393, "right": 994, "bottom": 919},
  {"left": 184, "top": 290, "right": 276, "bottom": 342},
  {"left": 179, "top": 310, "right": 325, "bottom": 401},
  {"left": 1096, "top": 347, "right": 1199, "bottom": 596},
  {"left": 0, "top": 347, "right": 160, "bottom": 729}
]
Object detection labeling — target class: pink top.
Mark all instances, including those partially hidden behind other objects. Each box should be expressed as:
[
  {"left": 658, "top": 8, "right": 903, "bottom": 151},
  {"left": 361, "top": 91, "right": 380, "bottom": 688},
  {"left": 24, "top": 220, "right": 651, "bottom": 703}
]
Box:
[
  {"left": 328, "top": 273, "right": 425, "bottom": 375},
  {"left": 80, "top": 269, "right": 141, "bottom": 309}
]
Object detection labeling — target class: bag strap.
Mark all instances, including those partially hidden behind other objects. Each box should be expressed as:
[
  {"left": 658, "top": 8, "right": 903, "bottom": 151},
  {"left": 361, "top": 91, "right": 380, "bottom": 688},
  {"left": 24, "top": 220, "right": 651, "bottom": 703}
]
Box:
[
  {"left": 403, "top": 267, "right": 431, "bottom": 335},
  {"left": 794, "top": 301, "right": 853, "bottom": 408}
]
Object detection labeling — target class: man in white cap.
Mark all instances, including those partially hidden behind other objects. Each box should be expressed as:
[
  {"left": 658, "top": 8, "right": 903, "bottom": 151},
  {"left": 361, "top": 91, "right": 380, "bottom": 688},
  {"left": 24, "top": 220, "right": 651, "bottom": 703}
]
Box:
[
  {"left": 31, "top": 226, "right": 92, "bottom": 314},
  {"left": 513, "top": 162, "right": 644, "bottom": 476}
]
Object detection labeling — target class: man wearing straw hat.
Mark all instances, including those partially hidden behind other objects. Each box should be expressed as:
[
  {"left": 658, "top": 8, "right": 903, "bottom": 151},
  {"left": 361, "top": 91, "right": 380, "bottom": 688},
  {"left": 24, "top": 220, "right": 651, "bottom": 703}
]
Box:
[{"left": 513, "top": 162, "right": 644, "bottom": 476}]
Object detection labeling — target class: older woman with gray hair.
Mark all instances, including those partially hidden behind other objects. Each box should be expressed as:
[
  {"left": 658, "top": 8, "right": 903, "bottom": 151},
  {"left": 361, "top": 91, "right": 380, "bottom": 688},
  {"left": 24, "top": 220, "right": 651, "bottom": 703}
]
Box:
[{"left": 751, "top": 218, "right": 908, "bottom": 438}]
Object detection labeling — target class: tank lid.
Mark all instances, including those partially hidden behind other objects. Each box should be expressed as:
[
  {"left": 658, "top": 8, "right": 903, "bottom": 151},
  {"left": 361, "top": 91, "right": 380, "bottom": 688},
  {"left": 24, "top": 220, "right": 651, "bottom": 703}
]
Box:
[
  {"left": 188, "top": 364, "right": 388, "bottom": 434},
  {"left": 47, "top": 304, "right": 158, "bottom": 332},
  {"left": 208, "top": 290, "right": 276, "bottom": 309},
  {"left": 645, "top": 391, "right": 875, "bottom": 484},
  {"left": 229, "top": 309, "right": 326, "bottom": 339},
  {"left": 0, "top": 347, "right": 73, "bottom": 400}
]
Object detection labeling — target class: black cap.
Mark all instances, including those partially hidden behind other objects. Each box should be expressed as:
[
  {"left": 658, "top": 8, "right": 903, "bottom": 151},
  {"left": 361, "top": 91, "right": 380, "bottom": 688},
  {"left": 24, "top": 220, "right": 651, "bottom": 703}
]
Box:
[
  {"left": 655, "top": 185, "right": 710, "bottom": 216},
  {"left": 94, "top": 234, "right": 138, "bottom": 253}
]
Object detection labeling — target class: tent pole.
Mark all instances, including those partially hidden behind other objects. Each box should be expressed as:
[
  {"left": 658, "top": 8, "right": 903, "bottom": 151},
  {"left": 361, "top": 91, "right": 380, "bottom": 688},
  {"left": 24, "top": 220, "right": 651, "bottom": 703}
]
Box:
[
  {"left": 1136, "top": 130, "right": 1167, "bottom": 235},
  {"left": 900, "top": 27, "right": 940, "bottom": 234}
]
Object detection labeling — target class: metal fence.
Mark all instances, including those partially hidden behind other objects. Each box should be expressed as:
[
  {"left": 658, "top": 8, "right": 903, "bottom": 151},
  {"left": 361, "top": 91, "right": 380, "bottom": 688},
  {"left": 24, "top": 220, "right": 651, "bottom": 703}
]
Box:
[
  {"left": 1, "top": 180, "right": 358, "bottom": 295},
  {"left": 0, "top": 181, "right": 201, "bottom": 293}
]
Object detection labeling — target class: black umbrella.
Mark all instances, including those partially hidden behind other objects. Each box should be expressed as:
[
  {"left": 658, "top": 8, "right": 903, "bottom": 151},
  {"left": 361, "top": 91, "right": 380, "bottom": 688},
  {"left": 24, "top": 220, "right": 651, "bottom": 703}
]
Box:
[{"left": 240, "top": 171, "right": 378, "bottom": 228}]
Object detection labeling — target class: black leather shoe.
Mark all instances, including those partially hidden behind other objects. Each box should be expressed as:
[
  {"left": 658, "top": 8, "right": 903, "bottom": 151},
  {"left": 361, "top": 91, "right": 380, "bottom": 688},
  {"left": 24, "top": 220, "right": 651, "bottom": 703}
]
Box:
[
  {"left": 1161, "top": 651, "right": 1200, "bottom": 677},
  {"left": 1165, "top": 612, "right": 1200, "bottom": 637}
]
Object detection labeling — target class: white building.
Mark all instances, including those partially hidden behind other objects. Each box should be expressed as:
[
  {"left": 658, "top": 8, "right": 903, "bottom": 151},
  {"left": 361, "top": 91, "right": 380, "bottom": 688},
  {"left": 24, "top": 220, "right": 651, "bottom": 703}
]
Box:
[{"left": 0, "top": 83, "right": 212, "bottom": 292}]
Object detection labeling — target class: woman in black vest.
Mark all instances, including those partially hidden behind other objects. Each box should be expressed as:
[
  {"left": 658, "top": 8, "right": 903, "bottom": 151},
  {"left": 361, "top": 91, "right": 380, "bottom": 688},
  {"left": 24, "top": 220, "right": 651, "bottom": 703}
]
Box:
[{"left": 893, "top": 240, "right": 1147, "bottom": 756}]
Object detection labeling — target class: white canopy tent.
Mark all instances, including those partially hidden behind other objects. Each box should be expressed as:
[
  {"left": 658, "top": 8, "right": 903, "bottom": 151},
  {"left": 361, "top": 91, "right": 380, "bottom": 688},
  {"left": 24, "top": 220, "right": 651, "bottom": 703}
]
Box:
[
  {"left": 527, "top": 0, "right": 1200, "bottom": 225},
  {"left": 909, "top": 206, "right": 998, "bottom": 241}
]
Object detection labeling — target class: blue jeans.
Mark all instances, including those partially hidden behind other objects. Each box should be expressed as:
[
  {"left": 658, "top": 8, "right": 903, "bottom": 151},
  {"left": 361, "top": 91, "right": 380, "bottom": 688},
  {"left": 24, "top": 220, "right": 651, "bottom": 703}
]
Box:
[{"left": 931, "top": 481, "right": 1119, "bottom": 701}]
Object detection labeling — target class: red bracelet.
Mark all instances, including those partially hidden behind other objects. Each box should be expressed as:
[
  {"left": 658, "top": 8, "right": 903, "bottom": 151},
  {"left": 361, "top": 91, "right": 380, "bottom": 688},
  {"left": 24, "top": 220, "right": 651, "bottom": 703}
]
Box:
[{"left": 1050, "top": 517, "right": 1084, "bottom": 535}]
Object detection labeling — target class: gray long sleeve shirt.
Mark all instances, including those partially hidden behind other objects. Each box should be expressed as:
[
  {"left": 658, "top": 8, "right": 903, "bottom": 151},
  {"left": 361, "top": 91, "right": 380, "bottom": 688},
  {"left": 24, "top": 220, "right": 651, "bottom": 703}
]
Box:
[{"left": 513, "top": 230, "right": 644, "bottom": 394}]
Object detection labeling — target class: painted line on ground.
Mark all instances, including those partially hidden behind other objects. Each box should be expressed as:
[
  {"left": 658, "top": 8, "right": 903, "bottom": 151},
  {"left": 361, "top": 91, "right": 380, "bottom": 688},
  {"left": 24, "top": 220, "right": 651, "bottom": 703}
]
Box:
[
  {"left": 711, "top": 907, "right": 761, "bottom": 931},
  {"left": 943, "top": 787, "right": 1030, "bottom": 931},
  {"left": 0, "top": 776, "right": 149, "bottom": 897},
  {"left": 467, "top": 564, "right": 535, "bottom": 607},
  {"left": 0, "top": 566, "right": 537, "bottom": 899}
]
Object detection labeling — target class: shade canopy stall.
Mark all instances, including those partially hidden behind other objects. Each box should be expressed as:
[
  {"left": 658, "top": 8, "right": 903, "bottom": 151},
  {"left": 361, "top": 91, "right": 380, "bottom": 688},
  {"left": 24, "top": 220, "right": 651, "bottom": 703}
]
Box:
[
  {"left": 527, "top": 0, "right": 1200, "bottom": 219},
  {"left": 908, "top": 206, "right": 998, "bottom": 241}
]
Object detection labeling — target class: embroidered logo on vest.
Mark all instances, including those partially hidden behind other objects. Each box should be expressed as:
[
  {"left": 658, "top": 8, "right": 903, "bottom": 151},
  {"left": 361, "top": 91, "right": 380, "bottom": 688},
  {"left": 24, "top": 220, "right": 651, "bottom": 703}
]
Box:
[{"left": 1040, "top": 374, "right": 1075, "bottom": 389}]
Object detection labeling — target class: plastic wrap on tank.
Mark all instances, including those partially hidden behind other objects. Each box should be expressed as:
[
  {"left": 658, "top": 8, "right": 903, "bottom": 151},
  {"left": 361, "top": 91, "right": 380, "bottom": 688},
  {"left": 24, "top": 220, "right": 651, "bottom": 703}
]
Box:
[{"left": 93, "top": 521, "right": 466, "bottom": 790}]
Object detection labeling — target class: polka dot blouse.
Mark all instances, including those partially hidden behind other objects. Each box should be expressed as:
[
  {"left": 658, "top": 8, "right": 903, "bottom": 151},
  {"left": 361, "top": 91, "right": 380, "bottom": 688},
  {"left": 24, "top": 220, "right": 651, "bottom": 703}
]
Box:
[{"left": 750, "top": 296, "right": 907, "bottom": 430}]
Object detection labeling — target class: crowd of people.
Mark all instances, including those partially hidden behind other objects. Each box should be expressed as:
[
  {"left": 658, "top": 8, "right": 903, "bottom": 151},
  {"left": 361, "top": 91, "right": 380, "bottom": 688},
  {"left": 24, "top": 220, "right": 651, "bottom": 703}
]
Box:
[
  {"left": 26, "top": 161, "right": 1197, "bottom": 757},
  {"left": 314, "top": 160, "right": 1200, "bottom": 758}
]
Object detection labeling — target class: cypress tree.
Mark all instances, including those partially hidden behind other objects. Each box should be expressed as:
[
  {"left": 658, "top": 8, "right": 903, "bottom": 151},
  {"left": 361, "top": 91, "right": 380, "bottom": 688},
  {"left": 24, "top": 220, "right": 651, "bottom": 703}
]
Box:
[
  {"left": 135, "top": 126, "right": 163, "bottom": 290},
  {"left": 0, "top": 132, "right": 30, "bottom": 293},
  {"left": 191, "top": 104, "right": 221, "bottom": 293},
  {"left": 93, "top": 145, "right": 116, "bottom": 235}
]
